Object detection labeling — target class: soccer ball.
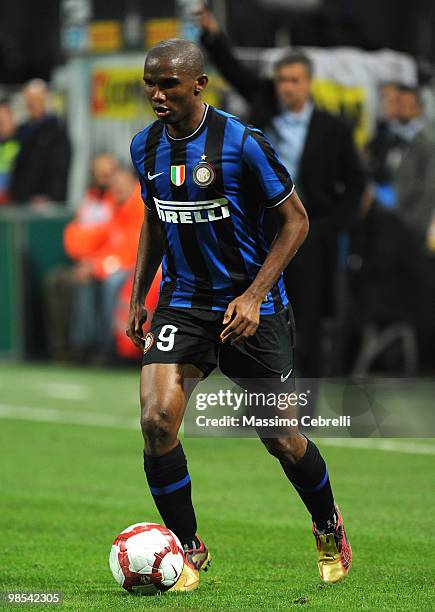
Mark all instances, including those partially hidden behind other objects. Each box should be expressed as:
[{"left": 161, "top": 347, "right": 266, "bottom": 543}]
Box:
[{"left": 109, "top": 522, "right": 184, "bottom": 595}]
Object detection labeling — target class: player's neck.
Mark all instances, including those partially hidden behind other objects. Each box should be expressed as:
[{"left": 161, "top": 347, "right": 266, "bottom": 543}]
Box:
[{"left": 166, "top": 102, "right": 206, "bottom": 139}]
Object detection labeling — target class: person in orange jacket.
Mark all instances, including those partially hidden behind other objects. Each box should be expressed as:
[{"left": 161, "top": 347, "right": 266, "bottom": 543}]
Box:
[
  {"left": 68, "top": 167, "right": 143, "bottom": 360},
  {"left": 44, "top": 153, "right": 118, "bottom": 361},
  {"left": 63, "top": 153, "right": 118, "bottom": 266},
  {"left": 84, "top": 167, "right": 144, "bottom": 280}
]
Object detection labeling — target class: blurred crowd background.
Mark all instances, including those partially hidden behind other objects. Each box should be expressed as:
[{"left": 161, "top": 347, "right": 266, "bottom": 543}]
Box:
[{"left": 1, "top": 0, "right": 435, "bottom": 379}]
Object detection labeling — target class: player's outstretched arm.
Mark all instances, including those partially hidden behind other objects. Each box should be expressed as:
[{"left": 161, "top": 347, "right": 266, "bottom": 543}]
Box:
[
  {"left": 220, "top": 190, "right": 308, "bottom": 345},
  {"left": 127, "top": 209, "right": 164, "bottom": 350}
]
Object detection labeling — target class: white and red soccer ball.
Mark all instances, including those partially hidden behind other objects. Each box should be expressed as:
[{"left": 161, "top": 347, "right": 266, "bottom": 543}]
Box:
[{"left": 109, "top": 522, "right": 184, "bottom": 595}]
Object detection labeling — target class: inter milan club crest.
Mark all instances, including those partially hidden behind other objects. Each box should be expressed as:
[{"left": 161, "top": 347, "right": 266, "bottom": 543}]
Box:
[
  {"left": 193, "top": 161, "right": 215, "bottom": 187},
  {"left": 143, "top": 332, "right": 154, "bottom": 354},
  {"left": 170, "top": 165, "right": 186, "bottom": 186}
]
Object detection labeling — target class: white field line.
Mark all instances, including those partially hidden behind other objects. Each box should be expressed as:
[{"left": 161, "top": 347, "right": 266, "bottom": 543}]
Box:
[
  {"left": 42, "top": 382, "right": 91, "bottom": 401},
  {"left": 317, "top": 437, "right": 435, "bottom": 456},
  {"left": 0, "top": 404, "right": 138, "bottom": 430},
  {"left": 0, "top": 404, "right": 434, "bottom": 455}
]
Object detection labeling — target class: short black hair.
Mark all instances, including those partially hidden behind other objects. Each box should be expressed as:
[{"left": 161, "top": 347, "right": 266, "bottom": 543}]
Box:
[
  {"left": 275, "top": 50, "right": 314, "bottom": 80},
  {"left": 146, "top": 38, "right": 205, "bottom": 77}
]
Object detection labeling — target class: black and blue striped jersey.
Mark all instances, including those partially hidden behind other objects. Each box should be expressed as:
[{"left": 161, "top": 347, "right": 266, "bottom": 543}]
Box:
[{"left": 130, "top": 104, "right": 294, "bottom": 315}]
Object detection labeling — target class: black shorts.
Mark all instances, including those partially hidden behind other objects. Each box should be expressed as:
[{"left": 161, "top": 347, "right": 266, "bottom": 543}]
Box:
[{"left": 142, "top": 305, "right": 295, "bottom": 391}]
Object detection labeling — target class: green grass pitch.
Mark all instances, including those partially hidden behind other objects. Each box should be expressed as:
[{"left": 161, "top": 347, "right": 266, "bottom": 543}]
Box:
[{"left": 0, "top": 363, "right": 434, "bottom": 610}]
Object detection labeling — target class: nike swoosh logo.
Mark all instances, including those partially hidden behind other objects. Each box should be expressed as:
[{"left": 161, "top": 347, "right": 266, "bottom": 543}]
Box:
[
  {"left": 147, "top": 171, "right": 164, "bottom": 180},
  {"left": 281, "top": 369, "right": 293, "bottom": 382}
]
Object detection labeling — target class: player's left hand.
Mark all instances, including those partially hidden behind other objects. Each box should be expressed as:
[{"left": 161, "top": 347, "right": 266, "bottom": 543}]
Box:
[{"left": 220, "top": 292, "right": 262, "bottom": 344}]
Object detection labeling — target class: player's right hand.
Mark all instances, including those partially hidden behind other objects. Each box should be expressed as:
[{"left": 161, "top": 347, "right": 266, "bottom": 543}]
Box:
[{"left": 126, "top": 303, "right": 148, "bottom": 350}]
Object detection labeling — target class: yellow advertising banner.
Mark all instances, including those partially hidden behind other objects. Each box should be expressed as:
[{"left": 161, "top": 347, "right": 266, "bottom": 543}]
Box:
[
  {"left": 144, "top": 18, "right": 179, "bottom": 49},
  {"left": 90, "top": 67, "right": 367, "bottom": 139},
  {"left": 90, "top": 66, "right": 225, "bottom": 121},
  {"left": 89, "top": 21, "right": 122, "bottom": 53},
  {"left": 91, "top": 67, "right": 145, "bottom": 119},
  {"left": 311, "top": 79, "right": 369, "bottom": 148}
]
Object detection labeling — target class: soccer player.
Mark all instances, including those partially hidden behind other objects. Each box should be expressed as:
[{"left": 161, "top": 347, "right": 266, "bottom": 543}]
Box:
[{"left": 128, "top": 39, "right": 351, "bottom": 591}]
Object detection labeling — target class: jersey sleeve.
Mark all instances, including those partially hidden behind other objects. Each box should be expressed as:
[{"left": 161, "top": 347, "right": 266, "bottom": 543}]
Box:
[
  {"left": 241, "top": 128, "right": 294, "bottom": 208},
  {"left": 130, "top": 134, "right": 155, "bottom": 211}
]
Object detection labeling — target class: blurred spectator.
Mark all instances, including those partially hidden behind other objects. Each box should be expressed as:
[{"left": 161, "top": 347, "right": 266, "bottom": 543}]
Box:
[
  {"left": 0, "top": 99, "right": 20, "bottom": 204},
  {"left": 9, "top": 79, "right": 71, "bottom": 207},
  {"left": 341, "top": 188, "right": 426, "bottom": 375},
  {"left": 381, "top": 83, "right": 401, "bottom": 123},
  {"left": 393, "top": 87, "right": 435, "bottom": 367},
  {"left": 350, "top": 83, "right": 435, "bottom": 372},
  {"left": 44, "top": 153, "right": 118, "bottom": 361},
  {"left": 368, "top": 85, "right": 435, "bottom": 238},
  {"left": 67, "top": 166, "right": 143, "bottom": 363},
  {"left": 392, "top": 86, "right": 435, "bottom": 240},
  {"left": 199, "top": 3, "right": 365, "bottom": 412},
  {"left": 366, "top": 82, "right": 403, "bottom": 208},
  {"left": 63, "top": 153, "right": 118, "bottom": 260},
  {"left": 198, "top": 4, "right": 278, "bottom": 129}
]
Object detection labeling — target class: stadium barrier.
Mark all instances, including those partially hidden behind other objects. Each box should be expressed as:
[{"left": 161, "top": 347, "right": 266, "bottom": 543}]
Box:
[{"left": 0, "top": 207, "right": 72, "bottom": 359}]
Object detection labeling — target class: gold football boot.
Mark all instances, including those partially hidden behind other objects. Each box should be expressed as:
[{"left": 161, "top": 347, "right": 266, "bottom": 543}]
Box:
[
  {"left": 313, "top": 506, "right": 352, "bottom": 583},
  {"left": 170, "top": 536, "right": 211, "bottom": 592}
]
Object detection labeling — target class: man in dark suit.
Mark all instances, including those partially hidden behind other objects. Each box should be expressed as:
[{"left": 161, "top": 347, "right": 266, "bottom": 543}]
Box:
[
  {"left": 199, "top": 4, "right": 366, "bottom": 414},
  {"left": 10, "top": 79, "right": 71, "bottom": 207}
]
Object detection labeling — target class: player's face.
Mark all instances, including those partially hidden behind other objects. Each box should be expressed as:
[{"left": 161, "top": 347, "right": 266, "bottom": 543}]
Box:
[
  {"left": 143, "top": 57, "right": 204, "bottom": 125},
  {"left": 275, "top": 63, "right": 312, "bottom": 112}
]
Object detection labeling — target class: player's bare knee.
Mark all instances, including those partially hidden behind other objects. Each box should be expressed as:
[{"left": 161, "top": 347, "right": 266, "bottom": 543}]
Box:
[{"left": 140, "top": 407, "right": 175, "bottom": 445}]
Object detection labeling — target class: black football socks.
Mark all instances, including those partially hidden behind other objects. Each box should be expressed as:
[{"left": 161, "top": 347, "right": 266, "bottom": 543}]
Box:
[
  {"left": 278, "top": 438, "right": 336, "bottom": 531},
  {"left": 143, "top": 442, "right": 197, "bottom": 548}
]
